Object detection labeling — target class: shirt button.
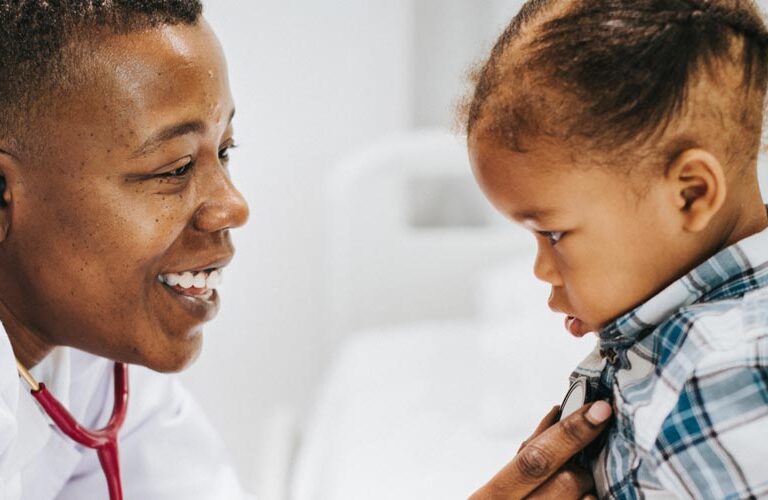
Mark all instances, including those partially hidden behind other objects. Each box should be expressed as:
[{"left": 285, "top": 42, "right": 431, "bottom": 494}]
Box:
[{"left": 600, "top": 348, "right": 618, "bottom": 364}]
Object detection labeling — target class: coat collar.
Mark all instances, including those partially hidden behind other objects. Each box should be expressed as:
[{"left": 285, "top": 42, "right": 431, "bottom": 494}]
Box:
[{"left": 0, "top": 321, "right": 83, "bottom": 491}]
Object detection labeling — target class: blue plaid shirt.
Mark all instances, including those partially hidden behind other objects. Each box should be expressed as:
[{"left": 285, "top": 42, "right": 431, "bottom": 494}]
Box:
[{"left": 573, "top": 211, "right": 768, "bottom": 500}]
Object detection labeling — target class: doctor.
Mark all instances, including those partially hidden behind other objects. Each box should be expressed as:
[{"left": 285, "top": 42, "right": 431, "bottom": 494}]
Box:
[{"left": 0, "top": 1, "right": 252, "bottom": 498}]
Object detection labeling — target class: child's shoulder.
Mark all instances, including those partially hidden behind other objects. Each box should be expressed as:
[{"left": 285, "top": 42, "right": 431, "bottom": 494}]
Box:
[
  {"left": 677, "top": 285, "right": 768, "bottom": 350},
  {"left": 637, "top": 286, "right": 768, "bottom": 373},
  {"left": 633, "top": 291, "right": 768, "bottom": 498},
  {"left": 629, "top": 288, "right": 768, "bottom": 450}
]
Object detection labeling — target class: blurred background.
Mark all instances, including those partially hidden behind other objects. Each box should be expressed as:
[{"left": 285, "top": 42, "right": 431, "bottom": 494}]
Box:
[{"left": 183, "top": 2, "right": 768, "bottom": 499}]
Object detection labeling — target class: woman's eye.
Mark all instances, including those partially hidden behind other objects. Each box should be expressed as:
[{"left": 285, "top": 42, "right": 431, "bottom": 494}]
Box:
[
  {"left": 159, "top": 162, "right": 193, "bottom": 178},
  {"left": 219, "top": 142, "right": 238, "bottom": 162},
  {"left": 539, "top": 231, "right": 565, "bottom": 245}
]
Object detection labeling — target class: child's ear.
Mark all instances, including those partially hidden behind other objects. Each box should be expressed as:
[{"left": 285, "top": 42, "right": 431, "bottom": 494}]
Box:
[{"left": 665, "top": 148, "right": 727, "bottom": 233}]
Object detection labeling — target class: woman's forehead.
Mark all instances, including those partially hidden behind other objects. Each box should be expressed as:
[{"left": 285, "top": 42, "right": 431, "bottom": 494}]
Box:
[
  {"left": 36, "top": 21, "right": 232, "bottom": 165},
  {"left": 97, "top": 22, "right": 228, "bottom": 114}
]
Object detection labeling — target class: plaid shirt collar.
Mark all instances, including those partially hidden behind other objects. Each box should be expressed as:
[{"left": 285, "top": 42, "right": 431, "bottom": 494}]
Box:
[{"left": 598, "top": 206, "right": 768, "bottom": 351}]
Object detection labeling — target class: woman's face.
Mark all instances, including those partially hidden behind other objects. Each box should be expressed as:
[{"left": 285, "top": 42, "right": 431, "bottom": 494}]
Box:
[{"left": 0, "top": 20, "right": 249, "bottom": 372}]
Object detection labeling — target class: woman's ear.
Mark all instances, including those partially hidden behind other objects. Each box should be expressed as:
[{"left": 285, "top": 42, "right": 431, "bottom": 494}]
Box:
[
  {"left": 665, "top": 148, "right": 727, "bottom": 233},
  {"left": 0, "top": 149, "right": 20, "bottom": 243}
]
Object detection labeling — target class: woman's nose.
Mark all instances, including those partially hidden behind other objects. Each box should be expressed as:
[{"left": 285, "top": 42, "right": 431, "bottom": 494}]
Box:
[
  {"left": 533, "top": 242, "right": 563, "bottom": 286},
  {"left": 193, "top": 171, "right": 250, "bottom": 233}
]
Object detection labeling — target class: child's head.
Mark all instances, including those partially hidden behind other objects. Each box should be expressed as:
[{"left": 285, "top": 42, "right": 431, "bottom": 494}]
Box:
[{"left": 465, "top": 0, "right": 768, "bottom": 336}]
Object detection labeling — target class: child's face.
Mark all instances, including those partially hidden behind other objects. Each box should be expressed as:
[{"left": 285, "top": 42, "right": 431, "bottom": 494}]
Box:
[
  {"left": 0, "top": 20, "right": 249, "bottom": 371},
  {"left": 469, "top": 135, "right": 689, "bottom": 337}
]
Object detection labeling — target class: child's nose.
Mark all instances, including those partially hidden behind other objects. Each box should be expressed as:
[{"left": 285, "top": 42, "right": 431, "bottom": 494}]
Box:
[{"left": 533, "top": 243, "right": 563, "bottom": 286}]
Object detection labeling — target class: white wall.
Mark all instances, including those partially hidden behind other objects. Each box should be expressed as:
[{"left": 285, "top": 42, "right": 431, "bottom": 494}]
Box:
[
  {"left": 182, "top": 1, "right": 414, "bottom": 492},
  {"left": 412, "top": 0, "right": 484, "bottom": 127},
  {"left": 411, "top": 0, "right": 528, "bottom": 128}
]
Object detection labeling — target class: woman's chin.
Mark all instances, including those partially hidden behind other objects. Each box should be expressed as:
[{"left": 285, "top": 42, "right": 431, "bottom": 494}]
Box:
[{"left": 130, "top": 328, "right": 204, "bottom": 373}]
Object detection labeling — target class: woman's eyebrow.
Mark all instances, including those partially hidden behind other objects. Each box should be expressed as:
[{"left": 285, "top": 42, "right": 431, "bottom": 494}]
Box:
[
  {"left": 130, "top": 109, "right": 236, "bottom": 158},
  {"left": 131, "top": 120, "right": 206, "bottom": 158}
]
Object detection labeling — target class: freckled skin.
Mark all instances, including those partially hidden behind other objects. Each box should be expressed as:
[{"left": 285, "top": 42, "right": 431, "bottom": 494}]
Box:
[{"left": 0, "top": 20, "right": 249, "bottom": 372}]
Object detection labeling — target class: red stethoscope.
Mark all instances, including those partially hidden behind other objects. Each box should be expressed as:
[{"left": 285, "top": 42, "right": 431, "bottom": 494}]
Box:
[{"left": 16, "top": 360, "right": 129, "bottom": 500}]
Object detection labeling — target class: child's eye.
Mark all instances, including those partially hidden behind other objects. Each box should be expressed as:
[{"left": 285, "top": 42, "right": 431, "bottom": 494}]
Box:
[{"left": 538, "top": 231, "right": 565, "bottom": 245}]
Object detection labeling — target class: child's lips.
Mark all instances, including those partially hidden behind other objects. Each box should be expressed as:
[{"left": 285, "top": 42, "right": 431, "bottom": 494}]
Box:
[
  {"left": 565, "top": 315, "right": 588, "bottom": 337},
  {"left": 549, "top": 300, "right": 592, "bottom": 337}
]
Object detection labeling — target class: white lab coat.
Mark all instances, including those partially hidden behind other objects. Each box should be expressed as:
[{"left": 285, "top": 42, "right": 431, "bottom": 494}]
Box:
[{"left": 0, "top": 324, "right": 255, "bottom": 499}]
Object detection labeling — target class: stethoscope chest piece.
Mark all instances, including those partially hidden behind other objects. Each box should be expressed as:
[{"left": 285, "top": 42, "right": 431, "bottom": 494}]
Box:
[
  {"left": 556, "top": 376, "right": 609, "bottom": 468},
  {"left": 557, "top": 376, "right": 589, "bottom": 422}
]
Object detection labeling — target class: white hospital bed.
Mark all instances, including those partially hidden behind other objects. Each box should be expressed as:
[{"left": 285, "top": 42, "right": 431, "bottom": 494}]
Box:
[{"left": 289, "top": 130, "right": 596, "bottom": 500}]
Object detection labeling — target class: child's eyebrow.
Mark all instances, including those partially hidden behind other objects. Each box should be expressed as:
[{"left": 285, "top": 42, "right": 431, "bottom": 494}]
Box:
[{"left": 513, "top": 208, "right": 559, "bottom": 222}]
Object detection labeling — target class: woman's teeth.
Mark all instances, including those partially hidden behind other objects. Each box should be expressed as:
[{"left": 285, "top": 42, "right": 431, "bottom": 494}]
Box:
[{"left": 158, "top": 269, "right": 223, "bottom": 292}]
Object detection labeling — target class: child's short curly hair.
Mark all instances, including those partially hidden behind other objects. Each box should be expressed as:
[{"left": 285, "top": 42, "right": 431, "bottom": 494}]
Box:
[
  {"left": 0, "top": 0, "right": 203, "bottom": 155},
  {"left": 464, "top": 0, "right": 768, "bottom": 172}
]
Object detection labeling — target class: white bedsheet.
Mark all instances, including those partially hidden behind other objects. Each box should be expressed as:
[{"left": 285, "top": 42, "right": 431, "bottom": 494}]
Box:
[{"left": 290, "top": 321, "right": 595, "bottom": 500}]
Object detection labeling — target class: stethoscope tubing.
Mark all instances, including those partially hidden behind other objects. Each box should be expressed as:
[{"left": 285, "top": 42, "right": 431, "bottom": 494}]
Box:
[{"left": 19, "top": 361, "right": 128, "bottom": 500}]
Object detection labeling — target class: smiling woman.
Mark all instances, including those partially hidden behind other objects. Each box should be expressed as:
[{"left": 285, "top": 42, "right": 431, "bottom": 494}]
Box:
[{"left": 0, "top": 1, "right": 252, "bottom": 499}]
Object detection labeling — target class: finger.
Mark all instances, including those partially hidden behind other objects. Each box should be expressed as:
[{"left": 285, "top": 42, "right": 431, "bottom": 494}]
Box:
[
  {"left": 526, "top": 466, "right": 594, "bottom": 500},
  {"left": 581, "top": 495, "right": 598, "bottom": 500},
  {"left": 532, "top": 405, "right": 561, "bottom": 437},
  {"left": 473, "top": 401, "right": 612, "bottom": 500},
  {"left": 518, "top": 405, "right": 560, "bottom": 453}
]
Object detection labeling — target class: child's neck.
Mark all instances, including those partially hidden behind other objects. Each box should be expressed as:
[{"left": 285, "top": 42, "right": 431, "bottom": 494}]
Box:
[{"left": 720, "top": 194, "right": 768, "bottom": 250}]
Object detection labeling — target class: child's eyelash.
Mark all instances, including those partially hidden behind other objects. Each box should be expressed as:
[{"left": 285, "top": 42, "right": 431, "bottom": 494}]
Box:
[{"left": 538, "top": 231, "right": 565, "bottom": 245}]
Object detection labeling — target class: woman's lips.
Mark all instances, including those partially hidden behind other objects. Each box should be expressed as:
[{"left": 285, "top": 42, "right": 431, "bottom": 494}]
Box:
[
  {"left": 155, "top": 267, "right": 224, "bottom": 323},
  {"left": 158, "top": 281, "right": 219, "bottom": 323},
  {"left": 565, "top": 315, "right": 588, "bottom": 337}
]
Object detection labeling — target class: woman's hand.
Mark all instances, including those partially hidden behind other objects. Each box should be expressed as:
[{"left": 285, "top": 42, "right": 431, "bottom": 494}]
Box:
[{"left": 469, "top": 400, "right": 612, "bottom": 500}]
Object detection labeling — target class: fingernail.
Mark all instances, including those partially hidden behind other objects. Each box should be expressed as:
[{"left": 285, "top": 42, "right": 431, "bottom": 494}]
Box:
[{"left": 585, "top": 400, "right": 612, "bottom": 424}]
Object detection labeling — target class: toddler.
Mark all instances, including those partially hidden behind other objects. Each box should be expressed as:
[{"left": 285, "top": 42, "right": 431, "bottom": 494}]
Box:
[{"left": 465, "top": 0, "right": 768, "bottom": 498}]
